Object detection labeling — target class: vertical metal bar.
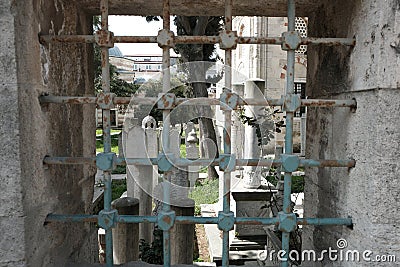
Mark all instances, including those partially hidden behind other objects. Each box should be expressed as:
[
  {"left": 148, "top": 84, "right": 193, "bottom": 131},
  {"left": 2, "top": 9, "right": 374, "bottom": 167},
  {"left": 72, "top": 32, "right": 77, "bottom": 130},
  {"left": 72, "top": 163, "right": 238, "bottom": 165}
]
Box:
[
  {"left": 222, "top": 1, "right": 233, "bottom": 266},
  {"left": 99, "top": 0, "right": 113, "bottom": 266},
  {"left": 161, "top": 1, "right": 172, "bottom": 266},
  {"left": 161, "top": 0, "right": 171, "bottom": 155},
  {"left": 281, "top": 0, "right": 296, "bottom": 266}
]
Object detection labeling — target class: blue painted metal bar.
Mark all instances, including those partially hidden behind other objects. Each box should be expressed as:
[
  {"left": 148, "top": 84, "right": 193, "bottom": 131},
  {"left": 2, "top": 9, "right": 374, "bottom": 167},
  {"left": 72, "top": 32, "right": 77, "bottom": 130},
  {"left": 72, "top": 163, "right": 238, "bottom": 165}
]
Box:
[
  {"left": 43, "top": 156, "right": 356, "bottom": 169},
  {"left": 281, "top": 232, "right": 290, "bottom": 267},
  {"left": 221, "top": 0, "right": 233, "bottom": 266},
  {"left": 98, "top": 0, "right": 114, "bottom": 266},
  {"left": 45, "top": 213, "right": 352, "bottom": 227},
  {"left": 160, "top": 1, "right": 173, "bottom": 266},
  {"left": 40, "top": 0, "right": 359, "bottom": 266},
  {"left": 45, "top": 214, "right": 98, "bottom": 222},
  {"left": 175, "top": 216, "right": 219, "bottom": 224},
  {"left": 163, "top": 230, "right": 171, "bottom": 266},
  {"left": 235, "top": 217, "right": 279, "bottom": 225},
  {"left": 281, "top": 0, "right": 296, "bottom": 266},
  {"left": 297, "top": 218, "right": 353, "bottom": 226}
]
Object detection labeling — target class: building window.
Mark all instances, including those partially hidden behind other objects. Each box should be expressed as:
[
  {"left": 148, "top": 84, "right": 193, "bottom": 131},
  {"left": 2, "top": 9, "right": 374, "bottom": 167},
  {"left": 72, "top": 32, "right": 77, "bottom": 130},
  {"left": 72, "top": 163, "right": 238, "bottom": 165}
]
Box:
[
  {"left": 294, "top": 82, "right": 306, "bottom": 117},
  {"left": 133, "top": 64, "right": 138, "bottom": 70},
  {"left": 295, "top": 17, "right": 308, "bottom": 55}
]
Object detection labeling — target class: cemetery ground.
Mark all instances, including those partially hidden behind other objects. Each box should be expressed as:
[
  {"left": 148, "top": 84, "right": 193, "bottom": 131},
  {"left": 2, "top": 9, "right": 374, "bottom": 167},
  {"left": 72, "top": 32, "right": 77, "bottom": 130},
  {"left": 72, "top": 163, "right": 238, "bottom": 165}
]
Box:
[
  {"left": 95, "top": 129, "right": 305, "bottom": 264},
  {"left": 96, "top": 129, "right": 216, "bottom": 262}
]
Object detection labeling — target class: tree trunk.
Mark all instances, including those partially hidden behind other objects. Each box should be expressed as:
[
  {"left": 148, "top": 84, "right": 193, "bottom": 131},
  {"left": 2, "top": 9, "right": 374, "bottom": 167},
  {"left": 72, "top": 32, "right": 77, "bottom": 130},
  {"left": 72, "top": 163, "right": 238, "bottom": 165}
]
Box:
[
  {"left": 175, "top": 16, "right": 222, "bottom": 180},
  {"left": 192, "top": 82, "right": 219, "bottom": 180}
]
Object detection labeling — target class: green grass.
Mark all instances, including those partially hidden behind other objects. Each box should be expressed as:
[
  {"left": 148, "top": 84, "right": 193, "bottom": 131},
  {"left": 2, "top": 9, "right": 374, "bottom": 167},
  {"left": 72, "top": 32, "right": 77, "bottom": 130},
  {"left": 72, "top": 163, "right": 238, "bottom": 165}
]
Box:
[
  {"left": 180, "top": 144, "right": 186, "bottom": 158},
  {"left": 96, "top": 129, "right": 121, "bottom": 136},
  {"left": 189, "top": 179, "right": 219, "bottom": 215},
  {"left": 96, "top": 129, "right": 121, "bottom": 154},
  {"left": 112, "top": 179, "right": 127, "bottom": 201}
]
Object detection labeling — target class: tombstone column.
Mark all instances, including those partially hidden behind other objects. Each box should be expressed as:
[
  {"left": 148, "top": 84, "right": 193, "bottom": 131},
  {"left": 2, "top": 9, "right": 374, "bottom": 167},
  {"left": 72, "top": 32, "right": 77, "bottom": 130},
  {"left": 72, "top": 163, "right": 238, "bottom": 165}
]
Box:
[
  {"left": 243, "top": 79, "right": 266, "bottom": 188},
  {"left": 111, "top": 197, "right": 140, "bottom": 264}
]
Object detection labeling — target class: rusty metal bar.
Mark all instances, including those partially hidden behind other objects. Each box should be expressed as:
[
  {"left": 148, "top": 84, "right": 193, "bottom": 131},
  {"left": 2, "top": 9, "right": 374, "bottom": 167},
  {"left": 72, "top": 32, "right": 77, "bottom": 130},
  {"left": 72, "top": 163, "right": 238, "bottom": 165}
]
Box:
[
  {"left": 39, "top": 95, "right": 357, "bottom": 109},
  {"left": 222, "top": 1, "right": 233, "bottom": 266},
  {"left": 39, "top": 35, "right": 95, "bottom": 44},
  {"left": 98, "top": 1, "right": 114, "bottom": 266},
  {"left": 39, "top": 34, "right": 355, "bottom": 47},
  {"left": 161, "top": 1, "right": 172, "bottom": 266},
  {"left": 302, "top": 37, "right": 356, "bottom": 46},
  {"left": 43, "top": 156, "right": 97, "bottom": 165},
  {"left": 114, "top": 36, "right": 158, "bottom": 43}
]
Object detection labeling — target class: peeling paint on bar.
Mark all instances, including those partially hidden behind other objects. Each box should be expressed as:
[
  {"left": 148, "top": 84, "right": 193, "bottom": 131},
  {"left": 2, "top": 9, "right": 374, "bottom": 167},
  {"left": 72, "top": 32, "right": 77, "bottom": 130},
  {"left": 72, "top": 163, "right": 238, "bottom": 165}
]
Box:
[
  {"left": 39, "top": 95, "right": 356, "bottom": 109},
  {"left": 45, "top": 213, "right": 352, "bottom": 227},
  {"left": 39, "top": 35, "right": 355, "bottom": 47},
  {"left": 43, "top": 156, "right": 356, "bottom": 169},
  {"left": 41, "top": 0, "right": 358, "bottom": 266}
]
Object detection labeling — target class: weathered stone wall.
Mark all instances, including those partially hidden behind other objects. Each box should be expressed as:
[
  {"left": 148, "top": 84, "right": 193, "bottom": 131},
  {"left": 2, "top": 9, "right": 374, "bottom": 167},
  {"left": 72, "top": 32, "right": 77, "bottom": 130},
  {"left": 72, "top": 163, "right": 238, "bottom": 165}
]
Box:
[
  {"left": 0, "top": 0, "right": 25, "bottom": 266},
  {"left": 303, "top": 0, "right": 400, "bottom": 266},
  {"left": 1, "top": 0, "right": 97, "bottom": 266}
]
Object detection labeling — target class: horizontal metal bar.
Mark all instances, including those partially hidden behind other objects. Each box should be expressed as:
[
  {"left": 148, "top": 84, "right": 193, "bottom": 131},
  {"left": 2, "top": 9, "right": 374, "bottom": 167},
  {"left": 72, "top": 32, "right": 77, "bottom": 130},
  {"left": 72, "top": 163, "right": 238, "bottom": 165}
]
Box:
[
  {"left": 237, "top": 36, "right": 283, "bottom": 44},
  {"left": 39, "top": 95, "right": 356, "bottom": 108},
  {"left": 39, "top": 34, "right": 355, "bottom": 47},
  {"left": 43, "top": 156, "right": 96, "bottom": 165},
  {"left": 302, "top": 37, "right": 356, "bottom": 47},
  {"left": 235, "top": 217, "right": 279, "bottom": 225},
  {"left": 114, "top": 36, "right": 158, "bottom": 43},
  {"left": 45, "top": 214, "right": 98, "bottom": 223},
  {"left": 301, "top": 159, "right": 356, "bottom": 168},
  {"left": 301, "top": 99, "right": 356, "bottom": 108},
  {"left": 39, "top": 95, "right": 98, "bottom": 104},
  {"left": 297, "top": 218, "right": 353, "bottom": 226},
  {"left": 107, "top": 157, "right": 357, "bottom": 168},
  {"left": 175, "top": 216, "right": 218, "bottom": 224},
  {"left": 40, "top": 35, "right": 96, "bottom": 44},
  {"left": 43, "top": 156, "right": 356, "bottom": 168},
  {"left": 174, "top": 36, "right": 220, "bottom": 44},
  {"left": 45, "top": 214, "right": 352, "bottom": 226},
  {"left": 117, "top": 215, "right": 157, "bottom": 224}
]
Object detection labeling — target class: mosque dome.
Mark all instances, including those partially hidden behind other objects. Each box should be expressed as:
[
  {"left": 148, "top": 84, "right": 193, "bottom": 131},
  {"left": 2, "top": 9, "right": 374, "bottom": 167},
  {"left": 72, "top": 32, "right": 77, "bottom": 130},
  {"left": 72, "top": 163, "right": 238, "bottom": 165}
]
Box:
[{"left": 108, "top": 46, "right": 123, "bottom": 57}]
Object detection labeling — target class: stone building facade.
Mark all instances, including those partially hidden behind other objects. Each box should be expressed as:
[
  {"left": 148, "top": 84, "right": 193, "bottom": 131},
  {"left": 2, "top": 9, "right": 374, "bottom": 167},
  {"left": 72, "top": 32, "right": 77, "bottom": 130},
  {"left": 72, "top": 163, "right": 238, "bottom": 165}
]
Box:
[{"left": 232, "top": 16, "right": 308, "bottom": 151}]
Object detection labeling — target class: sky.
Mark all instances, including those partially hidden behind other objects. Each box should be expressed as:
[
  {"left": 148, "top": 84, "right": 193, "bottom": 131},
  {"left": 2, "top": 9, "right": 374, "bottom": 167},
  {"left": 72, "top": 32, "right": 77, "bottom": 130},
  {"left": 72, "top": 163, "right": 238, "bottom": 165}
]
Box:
[{"left": 109, "top": 16, "right": 177, "bottom": 56}]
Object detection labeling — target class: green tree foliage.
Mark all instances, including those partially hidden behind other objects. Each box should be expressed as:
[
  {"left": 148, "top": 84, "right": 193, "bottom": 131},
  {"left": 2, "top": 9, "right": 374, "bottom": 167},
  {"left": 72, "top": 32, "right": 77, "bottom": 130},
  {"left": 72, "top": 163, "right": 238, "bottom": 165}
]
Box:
[
  {"left": 133, "top": 76, "right": 196, "bottom": 124},
  {"left": 139, "top": 229, "right": 163, "bottom": 264}
]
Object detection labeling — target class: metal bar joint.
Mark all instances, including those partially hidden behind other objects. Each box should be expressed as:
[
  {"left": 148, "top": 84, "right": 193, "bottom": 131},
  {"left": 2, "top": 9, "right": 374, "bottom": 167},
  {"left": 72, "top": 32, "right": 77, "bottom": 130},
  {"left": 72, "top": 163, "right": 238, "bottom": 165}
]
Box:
[
  {"left": 95, "top": 30, "right": 114, "bottom": 48},
  {"left": 157, "top": 29, "right": 175, "bottom": 48},
  {"left": 278, "top": 212, "right": 297, "bottom": 233},
  {"left": 157, "top": 93, "right": 176, "bottom": 110},
  {"left": 98, "top": 209, "right": 118, "bottom": 230},
  {"left": 219, "top": 30, "right": 238, "bottom": 50},
  {"left": 281, "top": 31, "right": 301, "bottom": 51},
  {"left": 157, "top": 210, "right": 176, "bottom": 231},
  {"left": 97, "top": 92, "right": 115, "bottom": 109},
  {"left": 96, "top": 153, "right": 117, "bottom": 171},
  {"left": 283, "top": 94, "right": 301, "bottom": 112},
  {"left": 219, "top": 154, "right": 236, "bottom": 172},
  {"left": 157, "top": 153, "right": 175, "bottom": 172},
  {"left": 220, "top": 91, "right": 240, "bottom": 110},
  {"left": 217, "top": 211, "right": 235, "bottom": 231}
]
